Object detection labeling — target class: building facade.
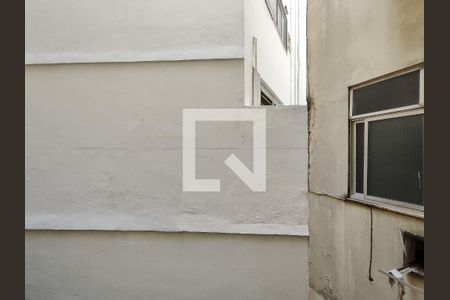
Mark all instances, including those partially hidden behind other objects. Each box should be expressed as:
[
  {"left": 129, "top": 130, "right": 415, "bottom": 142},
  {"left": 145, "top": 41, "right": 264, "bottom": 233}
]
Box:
[
  {"left": 307, "top": 0, "right": 424, "bottom": 299},
  {"left": 25, "top": 0, "right": 425, "bottom": 299},
  {"left": 25, "top": 0, "right": 309, "bottom": 299}
]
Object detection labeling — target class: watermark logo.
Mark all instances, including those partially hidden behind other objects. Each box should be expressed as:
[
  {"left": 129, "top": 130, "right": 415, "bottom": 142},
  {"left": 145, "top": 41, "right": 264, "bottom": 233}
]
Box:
[{"left": 183, "top": 109, "right": 266, "bottom": 192}]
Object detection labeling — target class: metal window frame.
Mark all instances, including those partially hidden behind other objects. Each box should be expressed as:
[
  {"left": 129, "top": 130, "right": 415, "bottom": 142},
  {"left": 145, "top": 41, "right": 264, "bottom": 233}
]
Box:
[
  {"left": 349, "top": 67, "right": 424, "bottom": 212},
  {"left": 350, "top": 67, "right": 424, "bottom": 120},
  {"left": 350, "top": 109, "right": 424, "bottom": 211}
]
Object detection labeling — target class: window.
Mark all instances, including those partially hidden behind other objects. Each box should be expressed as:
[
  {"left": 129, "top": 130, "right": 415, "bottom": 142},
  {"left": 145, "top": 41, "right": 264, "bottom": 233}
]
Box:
[
  {"left": 260, "top": 79, "right": 282, "bottom": 106},
  {"left": 379, "top": 231, "right": 424, "bottom": 293},
  {"left": 352, "top": 71, "right": 421, "bottom": 116},
  {"left": 266, "top": 0, "right": 277, "bottom": 18},
  {"left": 350, "top": 67, "right": 424, "bottom": 210},
  {"left": 265, "top": 0, "right": 288, "bottom": 50},
  {"left": 261, "top": 91, "right": 274, "bottom": 106},
  {"left": 403, "top": 232, "right": 424, "bottom": 272}
]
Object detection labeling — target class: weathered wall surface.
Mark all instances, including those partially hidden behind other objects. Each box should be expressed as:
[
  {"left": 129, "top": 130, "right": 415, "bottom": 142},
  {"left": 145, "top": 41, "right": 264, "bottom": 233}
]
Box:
[
  {"left": 307, "top": 0, "right": 424, "bottom": 299},
  {"left": 25, "top": 59, "right": 309, "bottom": 298},
  {"left": 309, "top": 195, "right": 424, "bottom": 300},
  {"left": 25, "top": 0, "right": 244, "bottom": 64},
  {"left": 26, "top": 1, "right": 310, "bottom": 299},
  {"left": 26, "top": 231, "right": 308, "bottom": 300},
  {"left": 244, "top": 0, "right": 292, "bottom": 105},
  {"left": 25, "top": 60, "right": 308, "bottom": 235}
]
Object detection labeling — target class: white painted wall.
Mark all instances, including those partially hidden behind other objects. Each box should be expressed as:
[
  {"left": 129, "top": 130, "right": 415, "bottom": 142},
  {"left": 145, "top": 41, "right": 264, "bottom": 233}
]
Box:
[
  {"left": 27, "top": 0, "right": 303, "bottom": 107},
  {"left": 286, "top": 0, "right": 307, "bottom": 105},
  {"left": 244, "top": 0, "right": 292, "bottom": 105},
  {"left": 26, "top": 2, "right": 309, "bottom": 298},
  {"left": 26, "top": 231, "right": 309, "bottom": 300},
  {"left": 25, "top": 60, "right": 309, "bottom": 236},
  {"left": 25, "top": 0, "right": 244, "bottom": 64}
]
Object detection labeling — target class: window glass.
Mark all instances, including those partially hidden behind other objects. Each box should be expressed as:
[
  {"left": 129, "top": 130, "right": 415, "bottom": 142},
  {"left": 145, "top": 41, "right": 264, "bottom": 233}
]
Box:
[
  {"left": 367, "top": 115, "right": 423, "bottom": 205},
  {"left": 277, "top": 3, "right": 283, "bottom": 36},
  {"left": 353, "top": 70, "right": 420, "bottom": 116},
  {"left": 266, "top": 0, "right": 277, "bottom": 18},
  {"left": 355, "top": 123, "right": 365, "bottom": 193},
  {"left": 282, "top": 16, "right": 287, "bottom": 49}
]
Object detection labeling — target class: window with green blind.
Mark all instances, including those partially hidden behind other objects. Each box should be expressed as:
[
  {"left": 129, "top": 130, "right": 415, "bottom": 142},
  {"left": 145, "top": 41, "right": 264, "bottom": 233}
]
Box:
[{"left": 350, "top": 67, "right": 424, "bottom": 210}]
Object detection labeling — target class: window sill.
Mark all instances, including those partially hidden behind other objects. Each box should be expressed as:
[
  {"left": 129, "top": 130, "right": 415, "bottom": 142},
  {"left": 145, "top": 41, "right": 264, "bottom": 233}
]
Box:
[{"left": 345, "top": 196, "right": 424, "bottom": 219}]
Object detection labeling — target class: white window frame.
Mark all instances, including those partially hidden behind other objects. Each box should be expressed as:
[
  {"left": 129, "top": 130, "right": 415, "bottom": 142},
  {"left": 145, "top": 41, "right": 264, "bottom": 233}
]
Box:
[
  {"left": 260, "top": 78, "right": 283, "bottom": 106},
  {"left": 349, "top": 67, "right": 424, "bottom": 212},
  {"left": 350, "top": 67, "right": 424, "bottom": 120}
]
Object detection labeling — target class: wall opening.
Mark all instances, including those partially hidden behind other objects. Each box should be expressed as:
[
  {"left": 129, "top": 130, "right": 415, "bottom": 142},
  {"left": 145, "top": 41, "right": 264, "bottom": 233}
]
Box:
[{"left": 403, "top": 231, "right": 424, "bottom": 272}]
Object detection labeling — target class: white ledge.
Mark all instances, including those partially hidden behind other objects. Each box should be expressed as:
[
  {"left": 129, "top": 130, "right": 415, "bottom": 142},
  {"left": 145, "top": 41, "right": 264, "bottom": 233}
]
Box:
[
  {"left": 25, "top": 49, "right": 244, "bottom": 65},
  {"left": 25, "top": 218, "right": 309, "bottom": 237}
]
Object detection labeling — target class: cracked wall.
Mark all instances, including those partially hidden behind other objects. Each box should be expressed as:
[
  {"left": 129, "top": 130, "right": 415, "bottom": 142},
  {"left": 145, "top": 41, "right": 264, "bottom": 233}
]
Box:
[{"left": 307, "top": 0, "right": 424, "bottom": 299}]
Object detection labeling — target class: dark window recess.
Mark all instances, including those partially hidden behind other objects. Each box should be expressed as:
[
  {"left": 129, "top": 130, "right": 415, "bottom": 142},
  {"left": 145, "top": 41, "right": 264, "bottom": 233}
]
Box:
[
  {"left": 281, "top": 15, "right": 287, "bottom": 47},
  {"left": 355, "top": 123, "right": 365, "bottom": 193},
  {"left": 353, "top": 70, "right": 420, "bottom": 116},
  {"left": 367, "top": 115, "right": 423, "bottom": 205},
  {"left": 403, "top": 232, "right": 424, "bottom": 270},
  {"left": 261, "top": 91, "right": 274, "bottom": 106}
]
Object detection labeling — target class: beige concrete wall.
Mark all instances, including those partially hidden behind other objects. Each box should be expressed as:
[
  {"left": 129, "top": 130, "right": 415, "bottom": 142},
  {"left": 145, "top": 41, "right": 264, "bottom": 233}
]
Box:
[
  {"left": 307, "top": 0, "right": 424, "bottom": 299},
  {"left": 308, "top": 194, "right": 423, "bottom": 300},
  {"left": 26, "top": 230, "right": 308, "bottom": 300}
]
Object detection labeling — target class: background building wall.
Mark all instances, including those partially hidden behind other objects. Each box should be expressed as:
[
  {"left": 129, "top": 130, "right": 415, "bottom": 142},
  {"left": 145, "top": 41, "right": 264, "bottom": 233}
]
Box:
[
  {"left": 307, "top": 0, "right": 424, "bottom": 299},
  {"left": 244, "top": 0, "right": 292, "bottom": 105},
  {"left": 25, "top": 0, "right": 244, "bottom": 64},
  {"left": 25, "top": 1, "right": 309, "bottom": 299},
  {"left": 25, "top": 60, "right": 309, "bottom": 235}
]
